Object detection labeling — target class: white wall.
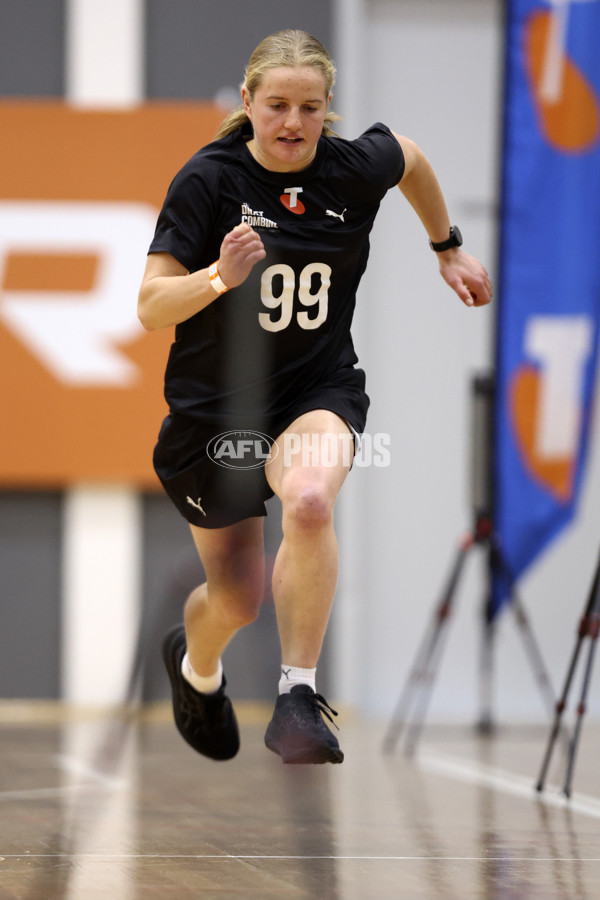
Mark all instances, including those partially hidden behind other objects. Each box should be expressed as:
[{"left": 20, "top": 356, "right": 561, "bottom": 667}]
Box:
[{"left": 333, "top": 0, "right": 600, "bottom": 722}]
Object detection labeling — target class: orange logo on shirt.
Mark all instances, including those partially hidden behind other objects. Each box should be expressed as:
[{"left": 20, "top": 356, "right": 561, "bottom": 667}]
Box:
[
  {"left": 524, "top": 8, "right": 600, "bottom": 153},
  {"left": 280, "top": 187, "right": 305, "bottom": 214}
]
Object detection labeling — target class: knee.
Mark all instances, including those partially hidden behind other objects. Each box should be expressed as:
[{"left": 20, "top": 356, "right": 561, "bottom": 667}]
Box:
[{"left": 283, "top": 482, "right": 333, "bottom": 533}]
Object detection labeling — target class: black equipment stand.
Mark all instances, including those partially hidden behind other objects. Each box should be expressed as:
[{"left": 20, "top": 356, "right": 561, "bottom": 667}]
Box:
[
  {"left": 536, "top": 548, "right": 600, "bottom": 798},
  {"left": 382, "top": 375, "right": 557, "bottom": 756}
]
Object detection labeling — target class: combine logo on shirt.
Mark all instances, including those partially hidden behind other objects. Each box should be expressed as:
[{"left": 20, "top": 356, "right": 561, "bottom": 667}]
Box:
[{"left": 240, "top": 203, "right": 278, "bottom": 229}]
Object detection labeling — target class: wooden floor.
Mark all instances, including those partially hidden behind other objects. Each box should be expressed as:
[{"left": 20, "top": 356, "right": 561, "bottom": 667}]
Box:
[{"left": 1, "top": 703, "right": 599, "bottom": 899}]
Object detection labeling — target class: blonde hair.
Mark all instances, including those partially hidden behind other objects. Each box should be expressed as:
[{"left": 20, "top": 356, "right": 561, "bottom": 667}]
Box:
[{"left": 215, "top": 30, "right": 340, "bottom": 140}]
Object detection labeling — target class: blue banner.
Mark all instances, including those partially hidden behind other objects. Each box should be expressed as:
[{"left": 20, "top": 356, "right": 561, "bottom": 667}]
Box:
[{"left": 493, "top": 0, "right": 600, "bottom": 611}]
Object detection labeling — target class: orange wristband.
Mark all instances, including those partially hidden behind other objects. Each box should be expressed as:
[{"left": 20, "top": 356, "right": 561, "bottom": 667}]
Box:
[{"left": 208, "top": 261, "right": 229, "bottom": 294}]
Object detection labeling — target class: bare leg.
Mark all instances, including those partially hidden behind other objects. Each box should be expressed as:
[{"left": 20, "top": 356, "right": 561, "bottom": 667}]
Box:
[
  {"left": 184, "top": 517, "right": 265, "bottom": 676},
  {"left": 266, "top": 410, "right": 353, "bottom": 668}
]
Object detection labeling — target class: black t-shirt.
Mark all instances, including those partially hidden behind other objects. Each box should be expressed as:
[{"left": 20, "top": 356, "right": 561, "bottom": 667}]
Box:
[{"left": 148, "top": 122, "right": 405, "bottom": 423}]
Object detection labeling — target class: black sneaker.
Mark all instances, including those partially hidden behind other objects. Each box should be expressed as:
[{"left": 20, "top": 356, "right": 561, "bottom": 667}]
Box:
[
  {"left": 264, "top": 684, "right": 344, "bottom": 764},
  {"left": 162, "top": 625, "right": 239, "bottom": 761}
]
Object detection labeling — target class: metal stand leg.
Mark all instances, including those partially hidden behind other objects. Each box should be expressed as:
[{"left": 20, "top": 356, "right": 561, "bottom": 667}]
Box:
[
  {"left": 383, "top": 375, "right": 559, "bottom": 758},
  {"left": 489, "top": 537, "right": 558, "bottom": 720},
  {"left": 535, "top": 631, "right": 586, "bottom": 793},
  {"left": 476, "top": 520, "right": 497, "bottom": 735},
  {"left": 536, "top": 551, "right": 600, "bottom": 796},
  {"left": 477, "top": 601, "right": 496, "bottom": 735},
  {"left": 564, "top": 616, "right": 599, "bottom": 798},
  {"left": 382, "top": 534, "right": 473, "bottom": 755},
  {"left": 383, "top": 521, "right": 558, "bottom": 756},
  {"left": 510, "top": 595, "right": 558, "bottom": 719}
]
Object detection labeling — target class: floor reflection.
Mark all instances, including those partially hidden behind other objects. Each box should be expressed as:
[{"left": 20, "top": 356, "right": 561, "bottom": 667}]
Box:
[{"left": 1, "top": 714, "right": 599, "bottom": 899}]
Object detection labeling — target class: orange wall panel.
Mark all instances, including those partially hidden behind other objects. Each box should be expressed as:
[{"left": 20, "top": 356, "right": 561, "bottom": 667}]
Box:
[{"left": 0, "top": 102, "right": 224, "bottom": 487}]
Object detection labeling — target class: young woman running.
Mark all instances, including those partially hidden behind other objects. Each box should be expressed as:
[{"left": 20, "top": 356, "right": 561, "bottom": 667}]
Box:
[{"left": 138, "top": 29, "right": 492, "bottom": 765}]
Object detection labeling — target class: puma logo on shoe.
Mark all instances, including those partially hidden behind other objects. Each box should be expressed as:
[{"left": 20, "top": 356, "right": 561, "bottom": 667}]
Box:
[{"left": 186, "top": 496, "right": 207, "bottom": 516}]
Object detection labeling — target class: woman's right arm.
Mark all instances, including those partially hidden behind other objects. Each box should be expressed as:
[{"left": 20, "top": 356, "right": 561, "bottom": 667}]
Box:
[{"left": 137, "top": 223, "right": 266, "bottom": 331}]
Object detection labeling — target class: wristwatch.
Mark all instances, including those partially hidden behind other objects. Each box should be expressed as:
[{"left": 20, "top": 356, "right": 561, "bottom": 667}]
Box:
[{"left": 429, "top": 225, "right": 463, "bottom": 252}]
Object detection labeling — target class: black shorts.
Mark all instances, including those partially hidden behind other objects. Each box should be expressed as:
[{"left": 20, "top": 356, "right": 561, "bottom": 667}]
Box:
[{"left": 153, "top": 381, "right": 369, "bottom": 529}]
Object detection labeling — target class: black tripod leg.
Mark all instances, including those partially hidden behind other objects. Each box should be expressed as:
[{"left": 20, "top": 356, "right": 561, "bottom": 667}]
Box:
[
  {"left": 563, "top": 564, "right": 600, "bottom": 797},
  {"left": 382, "top": 536, "right": 473, "bottom": 754},
  {"left": 477, "top": 590, "right": 496, "bottom": 735},
  {"left": 536, "top": 555, "right": 600, "bottom": 793},
  {"left": 490, "top": 538, "right": 557, "bottom": 719},
  {"left": 535, "top": 633, "right": 584, "bottom": 792},
  {"left": 511, "top": 596, "right": 557, "bottom": 717},
  {"left": 402, "top": 607, "right": 457, "bottom": 757},
  {"left": 402, "top": 539, "right": 473, "bottom": 756},
  {"left": 563, "top": 618, "right": 599, "bottom": 798},
  {"left": 381, "top": 615, "right": 445, "bottom": 754}
]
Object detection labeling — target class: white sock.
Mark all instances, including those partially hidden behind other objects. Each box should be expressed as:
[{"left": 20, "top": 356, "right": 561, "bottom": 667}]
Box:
[
  {"left": 181, "top": 652, "right": 223, "bottom": 695},
  {"left": 278, "top": 664, "right": 316, "bottom": 695}
]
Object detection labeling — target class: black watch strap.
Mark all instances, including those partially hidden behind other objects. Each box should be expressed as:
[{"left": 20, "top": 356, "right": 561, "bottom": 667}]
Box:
[{"left": 429, "top": 225, "right": 463, "bottom": 252}]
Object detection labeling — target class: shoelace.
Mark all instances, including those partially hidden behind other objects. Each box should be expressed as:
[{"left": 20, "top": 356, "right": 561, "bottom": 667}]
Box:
[{"left": 296, "top": 692, "right": 340, "bottom": 731}]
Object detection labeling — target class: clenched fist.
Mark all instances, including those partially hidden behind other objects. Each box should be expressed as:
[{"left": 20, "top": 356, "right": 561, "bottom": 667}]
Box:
[{"left": 217, "top": 223, "right": 267, "bottom": 289}]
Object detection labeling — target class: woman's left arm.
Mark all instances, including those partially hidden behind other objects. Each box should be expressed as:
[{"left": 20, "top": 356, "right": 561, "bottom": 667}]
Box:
[{"left": 393, "top": 132, "right": 492, "bottom": 308}]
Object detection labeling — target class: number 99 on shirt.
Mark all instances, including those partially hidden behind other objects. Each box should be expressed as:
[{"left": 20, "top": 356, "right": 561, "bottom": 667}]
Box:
[{"left": 259, "top": 262, "right": 331, "bottom": 332}]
